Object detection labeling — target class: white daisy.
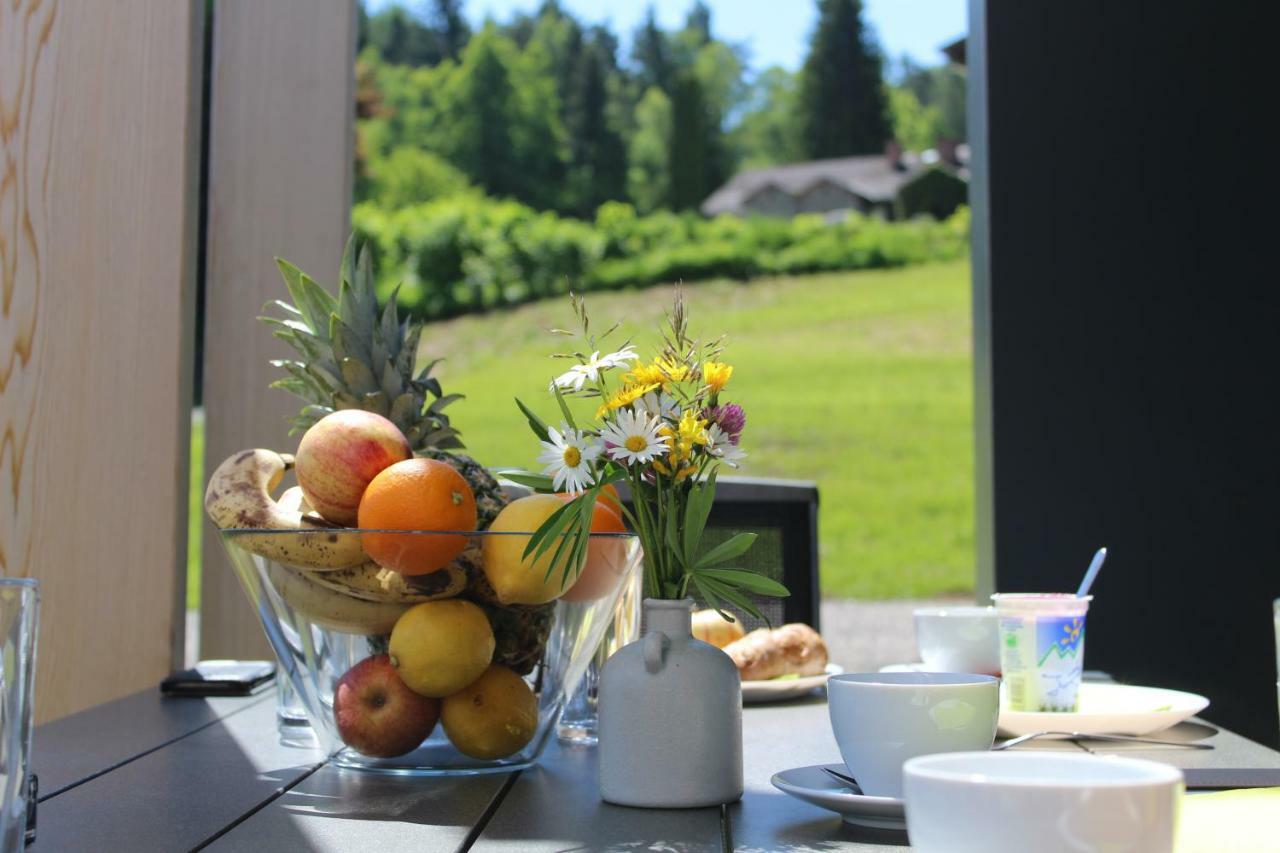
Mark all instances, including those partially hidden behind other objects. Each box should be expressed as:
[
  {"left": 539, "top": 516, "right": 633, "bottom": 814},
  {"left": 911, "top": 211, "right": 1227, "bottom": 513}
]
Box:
[
  {"left": 637, "top": 389, "right": 680, "bottom": 420},
  {"left": 706, "top": 423, "right": 747, "bottom": 468},
  {"left": 550, "top": 364, "right": 590, "bottom": 392},
  {"left": 549, "top": 345, "right": 639, "bottom": 392},
  {"left": 600, "top": 408, "right": 669, "bottom": 465},
  {"left": 537, "top": 424, "right": 602, "bottom": 493}
]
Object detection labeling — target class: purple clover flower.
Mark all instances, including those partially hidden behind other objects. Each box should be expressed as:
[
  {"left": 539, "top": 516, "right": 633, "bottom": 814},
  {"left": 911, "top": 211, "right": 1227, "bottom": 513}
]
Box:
[{"left": 708, "top": 403, "right": 746, "bottom": 444}]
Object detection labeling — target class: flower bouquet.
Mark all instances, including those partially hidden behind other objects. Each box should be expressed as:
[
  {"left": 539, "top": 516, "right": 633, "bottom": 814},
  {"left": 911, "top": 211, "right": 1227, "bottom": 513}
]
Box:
[
  {"left": 504, "top": 289, "right": 788, "bottom": 615},
  {"left": 501, "top": 289, "right": 786, "bottom": 807}
]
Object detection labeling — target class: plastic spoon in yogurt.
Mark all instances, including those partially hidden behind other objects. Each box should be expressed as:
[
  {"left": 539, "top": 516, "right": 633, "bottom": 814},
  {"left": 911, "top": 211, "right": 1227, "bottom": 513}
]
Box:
[{"left": 1076, "top": 547, "right": 1108, "bottom": 597}]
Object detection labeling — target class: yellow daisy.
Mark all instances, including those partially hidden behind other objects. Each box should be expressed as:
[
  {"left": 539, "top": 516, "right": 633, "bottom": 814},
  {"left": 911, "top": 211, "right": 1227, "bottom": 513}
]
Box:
[
  {"left": 703, "top": 362, "right": 733, "bottom": 393},
  {"left": 660, "top": 409, "right": 709, "bottom": 462},
  {"left": 625, "top": 361, "right": 667, "bottom": 386},
  {"left": 626, "top": 357, "right": 690, "bottom": 387},
  {"left": 596, "top": 381, "right": 660, "bottom": 418}
]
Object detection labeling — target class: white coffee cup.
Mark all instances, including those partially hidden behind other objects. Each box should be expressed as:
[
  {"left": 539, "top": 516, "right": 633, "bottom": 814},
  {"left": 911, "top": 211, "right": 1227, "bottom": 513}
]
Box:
[
  {"left": 827, "top": 673, "right": 999, "bottom": 799},
  {"left": 914, "top": 606, "right": 1000, "bottom": 674},
  {"left": 903, "top": 752, "right": 1183, "bottom": 853}
]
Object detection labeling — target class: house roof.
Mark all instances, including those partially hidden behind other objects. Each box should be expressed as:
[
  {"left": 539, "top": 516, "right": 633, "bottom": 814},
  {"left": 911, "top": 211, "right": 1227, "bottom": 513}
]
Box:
[{"left": 700, "top": 153, "right": 925, "bottom": 217}]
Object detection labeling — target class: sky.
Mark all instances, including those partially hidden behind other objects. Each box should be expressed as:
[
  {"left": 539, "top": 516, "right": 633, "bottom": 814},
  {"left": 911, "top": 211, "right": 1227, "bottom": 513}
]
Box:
[{"left": 366, "top": 0, "right": 967, "bottom": 73}]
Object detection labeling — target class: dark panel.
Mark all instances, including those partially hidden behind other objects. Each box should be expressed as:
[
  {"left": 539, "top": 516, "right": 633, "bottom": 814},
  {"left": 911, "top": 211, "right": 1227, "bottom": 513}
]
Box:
[
  {"left": 972, "top": 1, "right": 1279, "bottom": 744},
  {"left": 33, "top": 689, "right": 269, "bottom": 798},
  {"left": 616, "top": 477, "right": 822, "bottom": 630},
  {"left": 36, "top": 698, "right": 323, "bottom": 851}
]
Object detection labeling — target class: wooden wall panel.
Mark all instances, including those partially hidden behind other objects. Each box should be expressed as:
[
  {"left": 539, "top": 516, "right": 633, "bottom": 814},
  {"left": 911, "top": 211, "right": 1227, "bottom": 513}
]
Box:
[
  {"left": 1, "top": 0, "right": 202, "bottom": 722},
  {"left": 200, "top": 1, "right": 355, "bottom": 659}
]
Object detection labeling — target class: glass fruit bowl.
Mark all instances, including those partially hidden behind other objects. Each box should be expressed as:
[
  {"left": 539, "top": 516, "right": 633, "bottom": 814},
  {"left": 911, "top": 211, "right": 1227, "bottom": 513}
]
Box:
[{"left": 217, "top": 527, "right": 642, "bottom": 776}]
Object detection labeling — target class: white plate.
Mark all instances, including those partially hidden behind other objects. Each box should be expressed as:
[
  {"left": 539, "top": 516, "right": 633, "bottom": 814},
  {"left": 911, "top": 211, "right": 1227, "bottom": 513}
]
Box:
[
  {"left": 771, "top": 764, "right": 906, "bottom": 830},
  {"left": 878, "top": 661, "right": 931, "bottom": 673},
  {"left": 742, "top": 663, "right": 843, "bottom": 704},
  {"left": 998, "top": 682, "right": 1209, "bottom": 737}
]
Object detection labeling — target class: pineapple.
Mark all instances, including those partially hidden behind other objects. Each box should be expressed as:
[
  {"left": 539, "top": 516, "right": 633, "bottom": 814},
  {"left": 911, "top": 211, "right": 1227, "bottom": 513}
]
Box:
[
  {"left": 262, "top": 238, "right": 461, "bottom": 453},
  {"left": 261, "top": 239, "right": 509, "bottom": 521},
  {"left": 261, "top": 240, "right": 525, "bottom": 610}
]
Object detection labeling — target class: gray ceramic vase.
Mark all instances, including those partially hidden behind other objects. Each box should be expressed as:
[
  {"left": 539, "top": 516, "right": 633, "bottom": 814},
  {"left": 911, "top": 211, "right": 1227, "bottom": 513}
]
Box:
[{"left": 597, "top": 597, "right": 744, "bottom": 807}]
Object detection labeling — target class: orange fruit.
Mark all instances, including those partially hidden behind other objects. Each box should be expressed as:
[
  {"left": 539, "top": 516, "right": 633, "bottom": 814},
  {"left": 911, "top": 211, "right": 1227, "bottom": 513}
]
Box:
[
  {"left": 358, "top": 458, "right": 477, "bottom": 576},
  {"left": 598, "top": 483, "right": 624, "bottom": 516},
  {"left": 558, "top": 494, "right": 630, "bottom": 603},
  {"left": 554, "top": 483, "right": 624, "bottom": 517}
]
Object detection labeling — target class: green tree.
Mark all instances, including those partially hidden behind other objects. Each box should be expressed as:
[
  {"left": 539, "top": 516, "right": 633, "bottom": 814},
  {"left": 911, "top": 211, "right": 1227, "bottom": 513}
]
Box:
[
  {"left": 627, "top": 86, "right": 673, "bottom": 213},
  {"left": 796, "top": 0, "right": 891, "bottom": 157},
  {"left": 734, "top": 66, "right": 803, "bottom": 167},
  {"left": 367, "top": 5, "right": 436, "bottom": 66},
  {"left": 437, "top": 27, "right": 521, "bottom": 197},
  {"left": 632, "top": 7, "right": 675, "bottom": 94},
  {"left": 429, "top": 0, "right": 471, "bottom": 62},
  {"left": 887, "top": 85, "right": 941, "bottom": 151},
  {"left": 898, "top": 56, "right": 966, "bottom": 142},
  {"left": 565, "top": 37, "right": 628, "bottom": 215},
  {"left": 668, "top": 70, "right": 719, "bottom": 210},
  {"left": 683, "top": 1, "right": 712, "bottom": 48},
  {"left": 510, "top": 16, "right": 570, "bottom": 209}
]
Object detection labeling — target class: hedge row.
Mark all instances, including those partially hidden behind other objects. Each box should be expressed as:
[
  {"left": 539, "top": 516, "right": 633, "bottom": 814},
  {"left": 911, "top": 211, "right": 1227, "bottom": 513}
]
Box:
[{"left": 352, "top": 197, "right": 970, "bottom": 319}]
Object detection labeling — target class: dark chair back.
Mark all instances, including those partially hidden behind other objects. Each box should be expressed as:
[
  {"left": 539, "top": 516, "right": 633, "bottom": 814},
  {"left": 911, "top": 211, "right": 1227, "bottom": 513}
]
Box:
[{"left": 617, "top": 477, "right": 820, "bottom": 632}]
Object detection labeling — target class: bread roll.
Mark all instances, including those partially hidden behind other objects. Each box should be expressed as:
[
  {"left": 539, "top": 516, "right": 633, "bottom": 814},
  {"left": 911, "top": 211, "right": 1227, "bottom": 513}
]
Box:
[
  {"left": 691, "top": 608, "right": 747, "bottom": 649},
  {"left": 723, "top": 623, "right": 828, "bottom": 681}
]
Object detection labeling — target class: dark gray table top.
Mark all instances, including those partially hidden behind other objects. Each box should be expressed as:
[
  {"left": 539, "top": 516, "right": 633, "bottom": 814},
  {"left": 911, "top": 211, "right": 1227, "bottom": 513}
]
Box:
[{"left": 31, "top": 684, "right": 1280, "bottom": 852}]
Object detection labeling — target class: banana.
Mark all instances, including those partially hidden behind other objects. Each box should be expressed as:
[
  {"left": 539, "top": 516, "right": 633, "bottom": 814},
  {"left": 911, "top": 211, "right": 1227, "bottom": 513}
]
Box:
[
  {"left": 266, "top": 561, "right": 409, "bottom": 635},
  {"left": 204, "top": 449, "right": 366, "bottom": 570},
  {"left": 304, "top": 560, "right": 466, "bottom": 604}
]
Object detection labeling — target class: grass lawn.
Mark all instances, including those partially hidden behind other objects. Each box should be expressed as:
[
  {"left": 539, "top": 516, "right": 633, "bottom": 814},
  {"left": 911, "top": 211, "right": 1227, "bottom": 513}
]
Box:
[
  {"left": 420, "top": 259, "right": 975, "bottom": 599},
  {"left": 187, "top": 259, "right": 974, "bottom": 602}
]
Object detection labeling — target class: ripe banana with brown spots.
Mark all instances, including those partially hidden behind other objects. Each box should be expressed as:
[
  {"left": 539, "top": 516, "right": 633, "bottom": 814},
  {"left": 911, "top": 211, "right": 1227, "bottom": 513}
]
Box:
[
  {"left": 304, "top": 560, "right": 466, "bottom": 604},
  {"left": 265, "top": 562, "right": 409, "bottom": 635},
  {"left": 204, "top": 449, "right": 366, "bottom": 570}
]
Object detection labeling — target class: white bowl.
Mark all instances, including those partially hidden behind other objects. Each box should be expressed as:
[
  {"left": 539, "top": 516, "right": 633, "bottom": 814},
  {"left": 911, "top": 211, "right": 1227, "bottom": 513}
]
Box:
[
  {"left": 914, "top": 605, "right": 1000, "bottom": 675},
  {"left": 903, "top": 751, "right": 1184, "bottom": 853}
]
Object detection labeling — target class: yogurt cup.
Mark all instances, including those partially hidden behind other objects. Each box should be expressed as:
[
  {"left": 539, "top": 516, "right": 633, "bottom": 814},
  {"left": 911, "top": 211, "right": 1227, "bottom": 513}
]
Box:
[{"left": 991, "top": 594, "right": 1091, "bottom": 712}]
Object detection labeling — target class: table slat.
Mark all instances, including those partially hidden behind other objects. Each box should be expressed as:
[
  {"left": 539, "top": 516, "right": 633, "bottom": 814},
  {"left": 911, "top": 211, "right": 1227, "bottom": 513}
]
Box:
[
  {"left": 33, "top": 689, "right": 270, "bottom": 798},
  {"left": 35, "top": 696, "right": 323, "bottom": 851},
  {"left": 731, "top": 696, "right": 908, "bottom": 852},
  {"left": 203, "top": 761, "right": 509, "bottom": 851},
  {"left": 472, "top": 737, "right": 725, "bottom": 852}
]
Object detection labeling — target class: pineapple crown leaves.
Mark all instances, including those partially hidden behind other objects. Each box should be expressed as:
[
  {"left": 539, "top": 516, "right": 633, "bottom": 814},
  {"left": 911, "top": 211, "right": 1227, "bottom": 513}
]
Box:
[{"left": 259, "top": 236, "right": 464, "bottom": 451}]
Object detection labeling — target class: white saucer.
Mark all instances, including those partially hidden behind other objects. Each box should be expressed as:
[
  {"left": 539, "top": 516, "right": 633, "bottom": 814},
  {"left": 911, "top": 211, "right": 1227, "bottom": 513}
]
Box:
[
  {"left": 771, "top": 764, "right": 906, "bottom": 830},
  {"left": 998, "top": 682, "right": 1209, "bottom": 737},
  {"left": 742, "top": 663, "right": 843, "bottom": 704}
]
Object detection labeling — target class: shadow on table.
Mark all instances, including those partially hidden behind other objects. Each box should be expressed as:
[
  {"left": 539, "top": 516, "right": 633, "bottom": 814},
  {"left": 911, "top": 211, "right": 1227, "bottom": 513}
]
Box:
[
  {"left": 271, "top": 768, "right": 499, "bottom": 824},
  {"left": 467, "top": 742, "right": 727, "bottom": 853},
  {"left": 731, "top": 812, "right": 908, "bottom": 851}
]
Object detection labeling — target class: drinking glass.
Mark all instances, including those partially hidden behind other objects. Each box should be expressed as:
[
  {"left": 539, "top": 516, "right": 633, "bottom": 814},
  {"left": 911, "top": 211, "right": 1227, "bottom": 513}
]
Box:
[
  {"left": 557, "top": 568, "right": 642, "bottom": 745},
  {"left": 1, "top": 579, "right": 39, "bottom": 852},
  {"left": 275, "top": 673, "right": 315, "bottom": 747}
]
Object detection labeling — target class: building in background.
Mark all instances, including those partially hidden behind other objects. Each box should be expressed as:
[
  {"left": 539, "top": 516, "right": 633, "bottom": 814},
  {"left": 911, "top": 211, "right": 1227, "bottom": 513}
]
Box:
[{"left": 701, "top": 141, "right": 968, "bottom": 220}]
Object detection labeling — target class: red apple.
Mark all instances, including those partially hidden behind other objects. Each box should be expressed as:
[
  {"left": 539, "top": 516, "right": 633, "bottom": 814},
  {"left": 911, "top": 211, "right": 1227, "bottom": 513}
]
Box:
[
  {"left": 295, "top": 410, "right": 411, "bottom": 525},
  {"left": 334, "top": 654, "right": 440, "bottom": 758}
]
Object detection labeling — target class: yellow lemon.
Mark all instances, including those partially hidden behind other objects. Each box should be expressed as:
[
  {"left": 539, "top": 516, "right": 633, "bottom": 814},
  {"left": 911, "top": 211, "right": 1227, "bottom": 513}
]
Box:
[
  {"left": 389, "top": 600, "right": 494, "bottom": 698},
  {"left": 481, "top": 494, "right": 581, "bottom": 605},
  {"left": 441, "top": 665, "right": 538, "bottom": 759}
]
